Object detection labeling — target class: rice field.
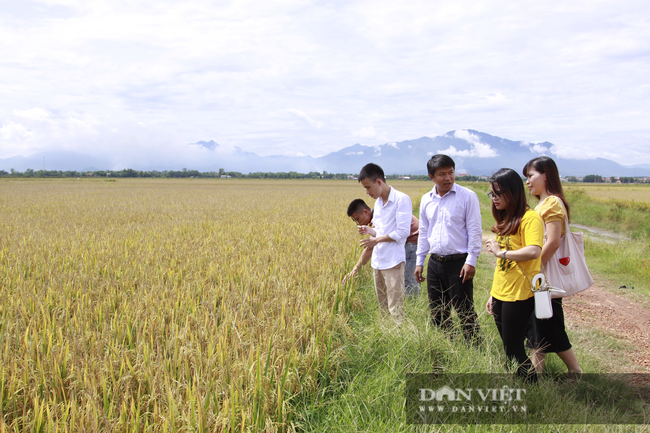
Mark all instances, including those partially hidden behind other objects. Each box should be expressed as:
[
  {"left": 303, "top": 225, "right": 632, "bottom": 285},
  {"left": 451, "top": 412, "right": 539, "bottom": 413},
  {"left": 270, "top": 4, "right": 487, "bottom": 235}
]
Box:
[
  {"left": 566, "top": 183, "right": 650, "bottom": 204},
  {"left": 0, "top": 178, "right": 427, "bottom": 432}
]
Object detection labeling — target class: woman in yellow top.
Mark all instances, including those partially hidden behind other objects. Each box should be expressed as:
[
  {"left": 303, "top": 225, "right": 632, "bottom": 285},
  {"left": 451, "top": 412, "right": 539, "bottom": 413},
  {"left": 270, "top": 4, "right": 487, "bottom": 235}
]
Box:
[
  {"left": 485, "top": 168, "right": 543, "bottom": 381},
  {"left": 523, "top": 156, "right": 582, "bottom": 376}
]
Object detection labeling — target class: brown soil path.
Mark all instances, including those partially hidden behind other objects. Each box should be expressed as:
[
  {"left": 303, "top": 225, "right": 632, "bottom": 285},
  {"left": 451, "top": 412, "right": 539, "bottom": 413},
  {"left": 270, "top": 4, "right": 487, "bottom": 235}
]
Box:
[{"left": 563, "top": 281, "right": 650, "bottom": 369}]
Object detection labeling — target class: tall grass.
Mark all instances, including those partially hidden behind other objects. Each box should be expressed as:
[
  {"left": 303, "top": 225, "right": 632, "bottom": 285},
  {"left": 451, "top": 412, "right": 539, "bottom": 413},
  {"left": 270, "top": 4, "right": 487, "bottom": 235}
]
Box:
[
  {"left": 291, "top": 182, "right": 649, "bottom": 431},
  {"left": 294, "top": 244, "right": 647, "bottom": 431},
  {"left": 565, "top": 188, "right": 650, "bottom": 241},
  {"left": 0, "top": 178, "right": 378, "bottom": 431},
  {"left": 1, "top": 178, "right": 646, "bottom": 431},
  {"left": 557, "top": 188, "right": 650, "bottom": 301}
]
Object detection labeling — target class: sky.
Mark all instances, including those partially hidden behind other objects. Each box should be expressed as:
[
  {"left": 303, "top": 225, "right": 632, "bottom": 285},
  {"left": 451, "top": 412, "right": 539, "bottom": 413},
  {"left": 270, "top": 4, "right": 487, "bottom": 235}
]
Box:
[{"left": 1, "top": 0, "right": 649, "bottom": 168}]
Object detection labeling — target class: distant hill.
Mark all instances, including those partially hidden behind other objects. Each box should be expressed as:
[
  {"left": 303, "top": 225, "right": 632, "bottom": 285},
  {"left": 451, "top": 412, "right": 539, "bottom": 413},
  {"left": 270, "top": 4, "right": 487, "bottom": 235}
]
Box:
[
  {"left": 0, "top": 151, "right": 111, "bottom": 172},
  {"left": 624, "top": 163, "right": 650, "bottom": 170},
  {"left": 312, "top": 130, "right": 650, "bottom": 177},
  {"left": 2, "top": 130, "right": 648, "bottom": 177}
]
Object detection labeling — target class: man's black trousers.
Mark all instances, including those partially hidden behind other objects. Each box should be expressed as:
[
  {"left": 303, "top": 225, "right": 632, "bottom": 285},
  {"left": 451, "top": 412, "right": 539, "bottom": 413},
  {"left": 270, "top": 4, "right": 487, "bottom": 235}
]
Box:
[{"left": 426, "top": 255, "right": 480, "bottom": 341}]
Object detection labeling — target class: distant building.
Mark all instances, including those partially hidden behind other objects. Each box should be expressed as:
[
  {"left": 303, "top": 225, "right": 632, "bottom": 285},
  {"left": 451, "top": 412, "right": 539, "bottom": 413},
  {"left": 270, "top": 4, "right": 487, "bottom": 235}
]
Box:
[{"left": 220, "top": 175, "right": 231, "bottom": 179}]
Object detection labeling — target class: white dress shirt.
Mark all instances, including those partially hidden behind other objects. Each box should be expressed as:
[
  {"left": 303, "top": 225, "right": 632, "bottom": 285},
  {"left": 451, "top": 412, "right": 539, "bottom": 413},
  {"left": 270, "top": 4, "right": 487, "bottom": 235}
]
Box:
[
  {"left": 371, "top": 186, "right": 413, "bottom": 270},
  {"left": 416, "top": 183, "right": 482, "bottom": 267}
]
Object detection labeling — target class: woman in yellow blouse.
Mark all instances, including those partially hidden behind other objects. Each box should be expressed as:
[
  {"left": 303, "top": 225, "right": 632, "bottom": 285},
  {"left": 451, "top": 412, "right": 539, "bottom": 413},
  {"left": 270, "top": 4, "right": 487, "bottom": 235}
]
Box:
[
  {"left": 523, "top": 156, "right": 582, "bottom": 377},
  {"left": 485, "top": 168, "right": 543, "bottom": 381}
]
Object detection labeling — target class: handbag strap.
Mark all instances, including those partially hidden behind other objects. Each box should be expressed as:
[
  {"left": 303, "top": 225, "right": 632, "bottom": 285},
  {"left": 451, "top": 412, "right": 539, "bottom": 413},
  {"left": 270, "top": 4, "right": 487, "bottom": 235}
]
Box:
[
  {"left": 513, "top": 260, "right": 549, "bottom": 293},
  {"left": 541, "top": 196, "right": 573, "bottom": 278},
  {"left": 548, "top": 195, "right": 571, "bottom": 237}
]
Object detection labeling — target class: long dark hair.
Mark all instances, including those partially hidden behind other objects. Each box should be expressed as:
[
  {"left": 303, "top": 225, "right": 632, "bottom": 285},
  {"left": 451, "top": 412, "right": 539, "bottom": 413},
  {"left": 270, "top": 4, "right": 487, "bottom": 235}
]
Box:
[
  {"left": 522, "top": 156, "right": 570, "bottom": 221},
  {"left": 489, "top": 168, "right": 529, "bottom": 236}
]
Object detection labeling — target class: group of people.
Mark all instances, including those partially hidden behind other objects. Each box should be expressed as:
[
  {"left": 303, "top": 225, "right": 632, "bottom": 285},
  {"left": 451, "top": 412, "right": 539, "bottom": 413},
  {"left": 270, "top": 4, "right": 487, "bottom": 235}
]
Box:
[{"left": 343, "top": 154, "right": 582, "bottom": 380}]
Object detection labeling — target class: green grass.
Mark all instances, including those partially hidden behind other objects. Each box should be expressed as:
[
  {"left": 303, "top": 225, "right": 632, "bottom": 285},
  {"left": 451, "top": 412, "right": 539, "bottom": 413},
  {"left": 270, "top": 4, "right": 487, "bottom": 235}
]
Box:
[
  {"left": 565, "top": 189, "right": 650, "bottom": 241},
  {"left": 565, "top": 188, "right": 649, "bottom": 301},
  {"left": 292, "top": 251, "right": 648, "bottom": 431},
  {"left": 290, "top": 183, "right": 650, "bottom": 431},
  {"left": 581, "top": 238, "right": 650, "bottom": 302}
]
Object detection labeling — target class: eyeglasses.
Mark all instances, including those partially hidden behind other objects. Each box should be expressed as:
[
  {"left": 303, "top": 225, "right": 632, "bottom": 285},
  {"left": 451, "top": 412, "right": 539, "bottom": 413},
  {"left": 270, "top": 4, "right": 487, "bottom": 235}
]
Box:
[{"left": 487, "top": 191, "right": 503, "bottom": 200}]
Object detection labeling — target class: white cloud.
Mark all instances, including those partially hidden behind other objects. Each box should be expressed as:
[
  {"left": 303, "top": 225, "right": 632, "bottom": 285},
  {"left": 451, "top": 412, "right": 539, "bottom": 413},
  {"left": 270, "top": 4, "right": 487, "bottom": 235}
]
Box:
[
  {"left": 352, "top": 126, "right": 389, "bottom": 145},
  {"left": 0, "top": 0, "right": 648, "bottom": 165},
  {"left": 352, "top": 126, "right": 380, "bottom": 139},
  {"left": 437, "top": 130, "right": 498, "bottom": 158},
  {"left": 14, "top": 108, "right": 50, "bottom": 121},
  {"left": 346, "top": 151, "right": 364, "bottom": 155},
  {"left": 286, "top": 109, "right": 323, "bottom": 129},
  {"left": 0, "top": 121, "right": 32, "bottom": 141},
  {"left": 521, "top": 140, "right": 550, "bottom": 154},
  {"left": 530, "top": 143, "right": 550, "bottom": 153},
  {"left": 548, "top": 144, "right": 598, "bottom": 160}
]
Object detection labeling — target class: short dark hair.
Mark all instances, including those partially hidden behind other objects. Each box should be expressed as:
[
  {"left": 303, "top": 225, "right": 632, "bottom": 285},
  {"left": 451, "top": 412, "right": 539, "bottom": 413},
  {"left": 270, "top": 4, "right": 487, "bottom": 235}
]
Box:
[
  {"left": 347, "top": 199, "right": 370, "bottom": 217},
  {"left": 488, "top": 168, "right": 529, "bottom": 236},
  {"left": 358, "top": 163, "right": 385, "bottom": 183},
  {"left": 427, "top": 154, "right": 455, "bottom": 176}
]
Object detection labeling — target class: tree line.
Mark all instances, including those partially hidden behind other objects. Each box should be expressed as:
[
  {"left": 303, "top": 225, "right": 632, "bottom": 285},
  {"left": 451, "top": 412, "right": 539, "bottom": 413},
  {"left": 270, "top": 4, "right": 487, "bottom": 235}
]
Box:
[
  {"left": 565, "top": 175, "right": 648, "bottom": 183},
  {"left": 0, "top": 168, "right": 356, "bottom": 179},
  {"left": 1, "top": 169, "right": 645, "bottom": 183}
]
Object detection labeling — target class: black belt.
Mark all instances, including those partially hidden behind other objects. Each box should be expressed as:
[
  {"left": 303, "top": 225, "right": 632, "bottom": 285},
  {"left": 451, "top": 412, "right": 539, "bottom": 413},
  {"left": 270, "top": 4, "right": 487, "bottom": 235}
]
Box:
[{"left": 431, "top": 253, "right": 467, "bottom": 262}]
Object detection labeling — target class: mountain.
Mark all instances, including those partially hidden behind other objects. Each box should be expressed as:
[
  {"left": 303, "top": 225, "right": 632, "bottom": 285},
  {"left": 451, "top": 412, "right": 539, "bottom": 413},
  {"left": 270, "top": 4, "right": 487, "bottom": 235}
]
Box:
[
  {"left": 2, "top": 130, "right": 648, "bottom": 177},
  {"left": 190, "top": 140, "right": 219, "bottom": 150},
  {"left": 624, "top": 163, "right": 650, "bottom": 170},
  {"left": 312, "top": 130, "right": 650, "bottom": 177},
  {"left": 0, "top": 151, "right": 111, "bottom": 172}
]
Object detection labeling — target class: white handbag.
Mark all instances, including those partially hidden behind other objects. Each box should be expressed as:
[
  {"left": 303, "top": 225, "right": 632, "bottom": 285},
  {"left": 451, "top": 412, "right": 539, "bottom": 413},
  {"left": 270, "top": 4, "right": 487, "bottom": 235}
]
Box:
[
  {"left": 516, "top": 267, "right": 565, "bottom": 320},
  {"left": 531, "top": 273, "right": 564, "bottom": 319},
  {"left": 542, "top": 198, "right": 594, "bottom": 298}
]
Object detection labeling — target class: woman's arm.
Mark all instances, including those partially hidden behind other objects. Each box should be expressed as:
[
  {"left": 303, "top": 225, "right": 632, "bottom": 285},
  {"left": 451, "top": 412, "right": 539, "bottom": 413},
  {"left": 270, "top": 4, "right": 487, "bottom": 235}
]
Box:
[
  {"left": 486, "top": 239, "right": 541, "bottom": 261},
  {"left": 541, "top": 220, "right": 562, "bottom": 264}
]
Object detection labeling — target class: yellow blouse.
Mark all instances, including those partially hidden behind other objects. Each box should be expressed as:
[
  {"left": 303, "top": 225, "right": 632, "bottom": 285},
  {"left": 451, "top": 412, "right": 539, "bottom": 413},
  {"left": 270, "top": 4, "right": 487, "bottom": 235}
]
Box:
[
  {"left": 535, "top": 196, "right": 566, "bottom": 237},
  {"left": 490, "top": 209, "right": 544, "bottom": 302}
]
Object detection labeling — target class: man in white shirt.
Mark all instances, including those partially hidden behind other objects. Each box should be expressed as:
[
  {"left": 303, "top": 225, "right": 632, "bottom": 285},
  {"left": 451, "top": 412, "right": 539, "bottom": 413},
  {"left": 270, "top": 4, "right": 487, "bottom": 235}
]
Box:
[
  {"left": 357, "top": 163, "right": 413, "bottom": 319},
  {"left": 414, "top": 154, "right": 482, "bottom": 341},
  {"left": 342, "top": 199, "right": 421, "bottom": 298}
]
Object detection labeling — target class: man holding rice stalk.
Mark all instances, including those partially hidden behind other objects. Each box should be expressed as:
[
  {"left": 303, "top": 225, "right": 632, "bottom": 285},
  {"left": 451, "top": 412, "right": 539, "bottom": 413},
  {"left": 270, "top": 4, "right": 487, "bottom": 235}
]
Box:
[
  {"left": 415, "top": 154, "right": 482, "bottom": 343},
  {"left": 342, "top": 198, "right": 421, "bottom": 297},
  {"left": 353, "top": 163, "right": 413, "bottom": 320}
]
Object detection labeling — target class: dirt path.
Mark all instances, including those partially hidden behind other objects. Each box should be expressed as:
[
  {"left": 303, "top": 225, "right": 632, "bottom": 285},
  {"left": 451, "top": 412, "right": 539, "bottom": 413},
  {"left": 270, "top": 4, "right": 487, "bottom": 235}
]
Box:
[{"left": 564, "top": 281, "right": 650, "bottom": 370}]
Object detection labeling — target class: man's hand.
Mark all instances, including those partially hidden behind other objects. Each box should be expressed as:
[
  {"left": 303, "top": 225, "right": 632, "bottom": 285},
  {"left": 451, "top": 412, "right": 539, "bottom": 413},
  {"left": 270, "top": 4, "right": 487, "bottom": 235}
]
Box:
[
  {"left": 459, "top": 264, "right": 475, "bottom": 283},
  {"left": 360, "top": 237, "right": 379, "bottom": 249},
  {"left": 414, "top": 265, "right": 425, "bottom": 283},
  {"left": 342, "top": 267, "right": 359, "bottom": 284},
  {"left": 358, "top": 225, "right": 377, "bottom": 237}
]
